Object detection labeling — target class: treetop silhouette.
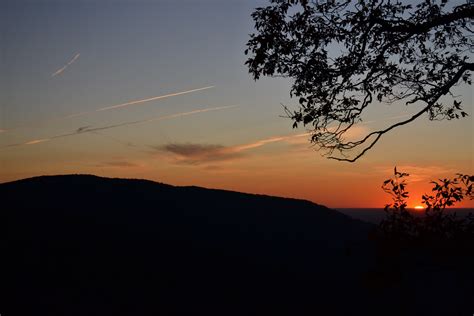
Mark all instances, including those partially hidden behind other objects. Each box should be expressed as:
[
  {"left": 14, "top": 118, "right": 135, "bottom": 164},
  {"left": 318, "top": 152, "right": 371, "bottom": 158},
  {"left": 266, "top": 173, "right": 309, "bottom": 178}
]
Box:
[{"left": 245, "top": 0, "right": 473, "bottom": 162}]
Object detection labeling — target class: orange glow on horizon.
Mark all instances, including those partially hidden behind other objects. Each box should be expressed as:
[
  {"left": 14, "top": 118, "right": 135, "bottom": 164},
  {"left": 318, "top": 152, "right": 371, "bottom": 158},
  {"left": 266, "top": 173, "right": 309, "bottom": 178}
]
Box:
[{"left": 414, "top": 205, "right": 425, "bottom": 210}]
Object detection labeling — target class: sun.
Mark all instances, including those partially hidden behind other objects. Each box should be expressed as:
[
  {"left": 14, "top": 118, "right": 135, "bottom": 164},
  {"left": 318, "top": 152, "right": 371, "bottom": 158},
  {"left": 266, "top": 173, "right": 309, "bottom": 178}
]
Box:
[{"left": 414, "top": 205, "right": 425, "bottom": 210}]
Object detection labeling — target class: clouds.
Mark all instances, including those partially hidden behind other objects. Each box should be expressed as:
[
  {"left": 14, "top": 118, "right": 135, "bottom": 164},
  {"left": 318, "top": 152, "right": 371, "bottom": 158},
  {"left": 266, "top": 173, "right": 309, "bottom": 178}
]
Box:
[
  {"left": 1, "top": 86, "right": 216, "bottom": 133},
  {"left": 62, "top": 86, "right": 216, "bottom": 120},
  {"left": 232, "top": 133, "right": 309, "bottom": 152},
  {"left": 97, "top": 161, "right": 140, "bottom": 168},
  {"left": 51, "top": 53, "right": 80, "bottom": 77},
  {"left": 95, "top": 86, "right": 214, "bottom": 112},
  {"left": 156, "top": 133, "right": 310, "bottom": 165},
  {"left": 2, "top": 105, "right": 237, "bottom": 149},
  {"left": 24, "top": 138, "right": 51, "bottom": 145},
  {"left": 72, "top": 105, "right": 237, "bottom": 135},
  {"left": 375, "top": 165, "right": 457, "bottom": 182},
  {"left": 159, "top": 143, "right": 244, "bottom": 164},
  {"left": 162, "top": 144, "right": 225, "bottom": 156}
]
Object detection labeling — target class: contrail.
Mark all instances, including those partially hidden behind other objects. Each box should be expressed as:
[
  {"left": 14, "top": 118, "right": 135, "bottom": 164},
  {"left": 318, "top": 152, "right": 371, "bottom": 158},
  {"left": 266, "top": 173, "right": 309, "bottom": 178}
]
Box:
[
  {"left": 51, "top": 53, "right": 80, "bottom": 77},
  {"left": 2, "top": 105, "right": 237, "bottom": 149},
  {"left": 24, "top": 138, "right": 51, "bottom": 145},
  {"left": 232, "top": 133, "right": 309, "bottom": 152},
  {"left": 76, "top": 126, "right": 92, "bottom": 133},
  {"left": 95, "top": 86, "right": 215, "bottom": 112},
  {"left": 71, "top": 105, "right": 238, "bottom": 134},
  {"left": 0, "top": 85, "right": 216, "bottom": 133}
]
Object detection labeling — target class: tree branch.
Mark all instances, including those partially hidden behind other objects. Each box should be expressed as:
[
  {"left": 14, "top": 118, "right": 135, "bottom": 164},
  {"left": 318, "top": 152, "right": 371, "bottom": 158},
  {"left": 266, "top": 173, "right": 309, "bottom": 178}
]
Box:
[
  {"left": 375, "top": 5, "right": 473, "bottom": 34},
  {"left": 328, "top": 63, "right": 472, "bottom": 162}
]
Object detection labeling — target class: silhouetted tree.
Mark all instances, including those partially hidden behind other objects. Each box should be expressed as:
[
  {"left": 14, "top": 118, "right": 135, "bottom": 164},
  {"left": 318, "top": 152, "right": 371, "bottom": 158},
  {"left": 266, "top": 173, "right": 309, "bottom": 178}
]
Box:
[
  {"left": 367, "top": 168, "right": 474, "bottom": 295},
  {"left": 380, "top": 167, "right": 473, "bottom": 241},
  {"left": 245, "top": 0, "right": 473, "bottom": 161}
]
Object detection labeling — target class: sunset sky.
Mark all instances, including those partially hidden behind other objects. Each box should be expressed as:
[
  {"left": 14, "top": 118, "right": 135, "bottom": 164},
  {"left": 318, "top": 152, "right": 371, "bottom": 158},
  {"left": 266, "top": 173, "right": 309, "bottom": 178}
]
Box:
[{"left": 1, "top": 0, "right": 472, "bottom": 208}]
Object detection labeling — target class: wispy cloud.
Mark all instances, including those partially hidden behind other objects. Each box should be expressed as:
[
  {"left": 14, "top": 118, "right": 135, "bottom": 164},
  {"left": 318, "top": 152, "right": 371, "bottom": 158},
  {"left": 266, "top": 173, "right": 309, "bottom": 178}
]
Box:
[
  {"left": 95, "top": 86, "right": 215, "bottom": 112},
  {"left": 24, "top": 138, "right": 51, "bottom": 145},
  {"left": 71, "top": 105, "right": 238, "bottom": 135},
  {"left": 158, "top": 143, "right": 245, "bottom": 164},
  {"left": 232, "top": 133, "right": 309, "bottom": 152},
  {"left": 156, "top": 132, "right": 310, "bottom": 165},
  {"left": 51, "top": 53, "right": 80, "bottom": 77},
  {"left": 63, "top": 86, "right": 215, "bottom": 119},
  {"left": 97, "top": 161, "right": 140, "bottom": 168},
  {"left": 1, "top": 86, "right": 216, "bottom": 133},
  {"left": 2, "top": 105, "right": 237, "bottom": 149},
  {"left": 76, "top": 126, "right": 91, "bottom": 133},
  {"left": 374, "top": 165, "right": 457, "bottom": 182}
]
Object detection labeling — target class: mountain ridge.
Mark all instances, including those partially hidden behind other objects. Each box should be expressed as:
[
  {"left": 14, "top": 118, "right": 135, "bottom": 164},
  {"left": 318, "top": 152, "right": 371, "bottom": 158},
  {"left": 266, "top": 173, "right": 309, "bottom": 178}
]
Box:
[
  {"left": 1, "top": 173, "right": 328, "bottom": 208},
  {"left": 2, "top": 174, "right": 377, "bottom": 315}
]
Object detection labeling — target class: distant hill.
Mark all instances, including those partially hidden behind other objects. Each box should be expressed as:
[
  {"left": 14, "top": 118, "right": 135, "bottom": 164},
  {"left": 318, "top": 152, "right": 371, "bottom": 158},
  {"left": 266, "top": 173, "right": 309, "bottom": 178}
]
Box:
[
  {"left": 3, "top": 175, "right": 472, "bottom": 315},
  {"left": 337, "top": 208, "right": 474, "bottom": 224},
  {"left": 2, "top": 175, "right": 378, "bottom": 315}
]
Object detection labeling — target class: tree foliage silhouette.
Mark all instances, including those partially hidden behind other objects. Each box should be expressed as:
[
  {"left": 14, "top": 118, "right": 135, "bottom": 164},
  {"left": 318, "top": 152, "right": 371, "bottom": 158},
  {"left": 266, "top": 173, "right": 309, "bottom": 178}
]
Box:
[
  {"left": 380, "top": 167, "right": 473, "bottom": 242},
  {"left": 245, "top": 0, "right": 473, "bottom": 162},
  {"left": 367, "top": 168, "right": 474, "bottom": 300}
]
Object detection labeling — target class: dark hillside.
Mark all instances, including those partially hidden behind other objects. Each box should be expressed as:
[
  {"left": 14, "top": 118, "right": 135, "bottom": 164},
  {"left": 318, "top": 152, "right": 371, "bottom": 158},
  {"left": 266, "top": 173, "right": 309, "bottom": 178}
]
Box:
[{"left": 3, "top": 175, "right": 375, "bottom": 315}]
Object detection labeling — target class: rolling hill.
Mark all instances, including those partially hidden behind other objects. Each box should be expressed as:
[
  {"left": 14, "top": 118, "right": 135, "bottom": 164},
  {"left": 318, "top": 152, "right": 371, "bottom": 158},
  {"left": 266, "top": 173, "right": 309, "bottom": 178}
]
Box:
[{"left": 4, "top": 175, "right": 471, "bottom": 315}]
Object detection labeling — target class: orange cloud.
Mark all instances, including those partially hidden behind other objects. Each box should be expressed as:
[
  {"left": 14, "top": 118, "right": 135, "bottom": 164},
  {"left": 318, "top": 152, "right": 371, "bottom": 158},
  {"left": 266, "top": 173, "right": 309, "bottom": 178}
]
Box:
[{"left": 156, "top": 133, "right": 311, "bottom": 165}]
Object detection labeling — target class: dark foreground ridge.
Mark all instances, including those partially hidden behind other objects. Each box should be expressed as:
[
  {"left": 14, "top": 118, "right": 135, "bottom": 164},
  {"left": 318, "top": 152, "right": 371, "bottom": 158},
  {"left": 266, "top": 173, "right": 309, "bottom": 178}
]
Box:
[{"left": 2, "top": 175, "right": 472, "bottom": 315}]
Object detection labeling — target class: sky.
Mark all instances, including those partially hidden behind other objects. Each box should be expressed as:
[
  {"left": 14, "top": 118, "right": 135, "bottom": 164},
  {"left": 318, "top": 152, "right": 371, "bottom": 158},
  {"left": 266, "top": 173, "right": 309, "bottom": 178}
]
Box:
[{"left": 1, "top": 0, "right": 472, "bottom": 208}]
